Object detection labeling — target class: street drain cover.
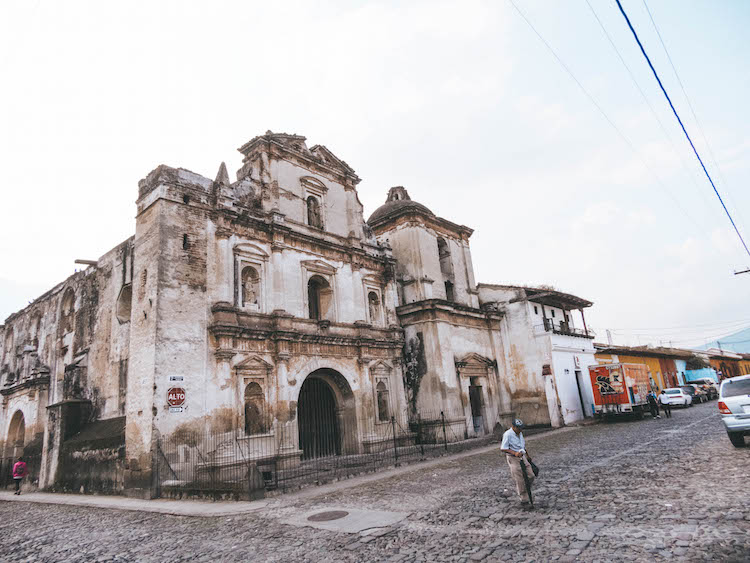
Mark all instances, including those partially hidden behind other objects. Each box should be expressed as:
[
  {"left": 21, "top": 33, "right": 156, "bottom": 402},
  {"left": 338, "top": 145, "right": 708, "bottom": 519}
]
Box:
[{"left": 308, "top": 510, "right": 349, "bottom": 522}]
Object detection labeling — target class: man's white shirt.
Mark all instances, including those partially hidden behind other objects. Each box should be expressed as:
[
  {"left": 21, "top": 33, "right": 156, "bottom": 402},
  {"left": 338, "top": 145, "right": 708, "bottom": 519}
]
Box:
[{"left": 501, "top": 428, "right": 525, "bottom": 454}]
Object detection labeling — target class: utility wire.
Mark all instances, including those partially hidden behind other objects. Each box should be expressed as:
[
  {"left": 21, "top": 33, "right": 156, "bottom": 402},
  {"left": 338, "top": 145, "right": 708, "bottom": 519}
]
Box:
[
  {"left": 605, "top": 317, "right": 750, "bottom": 331},
  {"left": 584, "top": 0, "right": 716, "bottom": 228},
  {"left": 609, "top": 320, "right": 750, "bottom": 335},
  {"left": 507, "top": 0, "right": 707, "bottom": 239},
  {"left": 611, "top": 330, "right": 750, "bottom": 340},
  {"left": 713, "top": 338, "right": 750, "bottom": 346},
  {"left": 615, "top": 0, "right": 750, "bottom": 260},
  {"left": 633, "top": 325, "right": 750, "bottom": 346},
  {"left": 641, "top": 0, "right": 750, "bottom": 235}
]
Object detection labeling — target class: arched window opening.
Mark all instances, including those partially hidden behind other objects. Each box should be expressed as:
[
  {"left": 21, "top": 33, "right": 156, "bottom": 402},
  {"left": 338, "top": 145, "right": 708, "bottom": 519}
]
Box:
[
  {"left": 437, "top": 237, "right": 449, "bottom": 258},
  {"left": 444, "top": 280, "right": 455, "bottom": 302},
  {"left": 307, "top": 196, "right": 323, "bottom": 229},
  {"left": 368, "top": 291, "right": 381, "bottom": 325},
  {"left": 437, "top": 237, "right": 454, "bottom": 301},
  {"left": 8, "top": 410, "right": 25, "bottom": 457},
  {"left": 61, "top": 288, "right": 75, "bottom": 334},
  {"left": 4, "top": 328, "right": 14, "bottom": 365},
  {"left": 244, "top": 382, "right": 268, "bottom": 435},
  {"left": 437, "top": 238, "right": 453, "bottom": 274},
  {"left": 376, "top": 381, "right": 390, "bottom": 422},
  {"left": 116, "top": 284, "right": 133, "bottom": 324},
  {"left": 241, "top": 266, "right": 261, "bottom": 309},
  {"left": 31, "top": 316, "right": 42, "bottom": 348},
  {"left": 308, "top": 275, "right": 332, "bottom": 320}
]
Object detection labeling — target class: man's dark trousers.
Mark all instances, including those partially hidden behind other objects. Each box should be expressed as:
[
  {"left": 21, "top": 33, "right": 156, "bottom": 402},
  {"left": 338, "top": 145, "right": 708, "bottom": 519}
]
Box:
[{"left": 662, "top": 403, "right": 671, "bottom": 418}]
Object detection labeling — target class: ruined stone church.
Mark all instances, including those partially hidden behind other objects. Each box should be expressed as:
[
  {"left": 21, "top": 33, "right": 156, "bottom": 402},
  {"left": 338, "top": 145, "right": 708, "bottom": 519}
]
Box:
[{"left": 0, "top": 132, "right": 595, "bottom": 496}]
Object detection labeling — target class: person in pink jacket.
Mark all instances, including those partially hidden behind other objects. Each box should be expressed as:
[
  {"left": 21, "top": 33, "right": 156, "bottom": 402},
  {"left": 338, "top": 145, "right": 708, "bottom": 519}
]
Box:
[{"left": 12, "top": 457, "right": 28, "bottom": 495}]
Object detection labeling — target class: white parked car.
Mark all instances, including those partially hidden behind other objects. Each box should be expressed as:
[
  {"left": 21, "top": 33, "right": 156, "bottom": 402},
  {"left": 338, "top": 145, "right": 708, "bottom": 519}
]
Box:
[
  {"left": 718, "top": 374, "right": 750, "bottom": 447},
  {"left": 660, "top": 388, "right": 692, "bottom": 408}
]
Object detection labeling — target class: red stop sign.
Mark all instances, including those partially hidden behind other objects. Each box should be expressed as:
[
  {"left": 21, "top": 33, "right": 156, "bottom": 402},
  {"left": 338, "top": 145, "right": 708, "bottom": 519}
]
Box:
[{"left": 167, "top": 387, "right": 186, "bottom": 407}]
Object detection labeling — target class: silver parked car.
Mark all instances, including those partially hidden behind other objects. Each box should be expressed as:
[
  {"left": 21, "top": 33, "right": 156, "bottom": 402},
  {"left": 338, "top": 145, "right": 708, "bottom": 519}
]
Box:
[{"left": 718, "top": 374, "right": 750, "bottom": 447}]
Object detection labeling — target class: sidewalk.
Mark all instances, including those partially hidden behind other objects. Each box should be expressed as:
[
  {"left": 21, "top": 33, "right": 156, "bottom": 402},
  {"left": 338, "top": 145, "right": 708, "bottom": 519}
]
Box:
[
  {"left": 0, "top": 491, "right": 271, "bottom": 517},
  {"left": 0, "top": 422, "right": 578, "bottom": 517}
]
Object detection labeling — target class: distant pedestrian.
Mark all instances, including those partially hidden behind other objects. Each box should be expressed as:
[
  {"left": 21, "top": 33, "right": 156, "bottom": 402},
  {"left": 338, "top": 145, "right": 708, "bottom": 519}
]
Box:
[
  {"left": 658, "top": 390, "right": 672, "bottom": 418},
  {"left": 647, "top": 391, "right": 661, "bottom": 419},
  {"left": 500, "top": 419, "right": 535, "bottom": 507},
  {"left": 12, "top": 456, "right": 28, "bottom": 495}
]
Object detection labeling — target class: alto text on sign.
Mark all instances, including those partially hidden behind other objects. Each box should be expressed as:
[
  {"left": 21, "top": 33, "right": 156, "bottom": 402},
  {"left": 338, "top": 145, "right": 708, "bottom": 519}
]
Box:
[{"left": 167, "top": 387, "right": 186, "bottom": 407}]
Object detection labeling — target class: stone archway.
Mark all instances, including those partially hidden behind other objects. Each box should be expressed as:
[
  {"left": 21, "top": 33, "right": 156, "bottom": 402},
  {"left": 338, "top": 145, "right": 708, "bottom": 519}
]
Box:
[
  {"left": 7, "top": 410, "right": 25, "bottom": 458},
  {"left": 297, "top": 369, "right": 358, "bottom": 459}
]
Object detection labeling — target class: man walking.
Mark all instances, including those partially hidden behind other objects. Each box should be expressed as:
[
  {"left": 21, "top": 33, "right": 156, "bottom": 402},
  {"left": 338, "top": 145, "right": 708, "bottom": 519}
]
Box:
[
  {"left": 500, "top": 419, "right": 535, "bottom": 507},
  {"left": 658, "top": 390, "right": 672, "bottom": 418},
  {"left": 647, "top": 391, "right": 661, "bottom": 419}
]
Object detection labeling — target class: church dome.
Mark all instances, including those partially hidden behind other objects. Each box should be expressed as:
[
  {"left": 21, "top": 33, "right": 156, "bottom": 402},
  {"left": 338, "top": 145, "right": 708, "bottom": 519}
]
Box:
[{"left": 367, "top": 186, "right": 434, "bottom": 225}]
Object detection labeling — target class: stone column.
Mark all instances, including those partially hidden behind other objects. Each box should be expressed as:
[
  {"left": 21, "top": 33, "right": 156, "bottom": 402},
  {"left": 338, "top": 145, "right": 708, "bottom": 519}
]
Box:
[{"left": 271, "top": 241, "right": 286, "bottom": 314}]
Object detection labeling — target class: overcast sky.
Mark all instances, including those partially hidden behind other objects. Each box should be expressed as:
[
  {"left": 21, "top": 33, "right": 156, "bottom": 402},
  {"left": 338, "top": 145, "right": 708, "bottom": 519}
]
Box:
[{"left": 1, "top": 0, "right": 748, "bottom": 348}]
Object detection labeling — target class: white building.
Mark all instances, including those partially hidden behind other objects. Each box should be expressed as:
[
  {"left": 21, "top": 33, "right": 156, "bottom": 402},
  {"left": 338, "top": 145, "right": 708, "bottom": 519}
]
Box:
[{"left": 477, "top": 285, "right": 597, "bottom": 426}]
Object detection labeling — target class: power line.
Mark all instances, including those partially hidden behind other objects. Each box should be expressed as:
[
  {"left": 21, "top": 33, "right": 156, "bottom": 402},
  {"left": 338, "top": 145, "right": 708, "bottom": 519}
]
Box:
[
  {"left": 583, "top": 0, "right": 716, "bottom": 229},
  {"left": 604, "top": 317, "right": 750, "bottom": 331},
  {"left": 615, "top": 0, "right": 750, "bottom": 261},
  {"left": 507, "top": 0, "right": 708, "bottom": 239},
  {"left": 668, "top": 325, "right": 750, "bottom": 345},
  {"left": 714, "top": 338, "right": 750, "bottom": 346},
  {"left": 612, "top": 323, "right": 750, "bottom": 338},
  {"left": 641, "top": 0, "right": 750, "bottom": 236}
]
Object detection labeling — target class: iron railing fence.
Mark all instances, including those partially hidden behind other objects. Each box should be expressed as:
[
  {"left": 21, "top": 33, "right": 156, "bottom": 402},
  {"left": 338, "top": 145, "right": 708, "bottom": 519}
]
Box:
[
  {"left": 153, "top": 407, "right": 492, "bottom": 499},
  {"left": 536, "top": 318, "right": 595, "bottom": 339}
]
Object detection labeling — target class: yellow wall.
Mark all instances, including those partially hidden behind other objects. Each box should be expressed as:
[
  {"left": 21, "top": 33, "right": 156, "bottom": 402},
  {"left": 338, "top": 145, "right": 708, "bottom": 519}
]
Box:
[
  {"left": 708, "top": 357, "right": 744, "bottom": 378},
  {"left": 740, "top": 360, "right": 750, "bottom": 376},
  {"left": 595, "top": 353, "right": 667, "bottom": 391}
]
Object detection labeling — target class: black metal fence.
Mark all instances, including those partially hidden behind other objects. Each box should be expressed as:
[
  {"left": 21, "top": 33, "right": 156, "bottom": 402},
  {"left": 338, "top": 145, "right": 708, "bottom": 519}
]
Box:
[{"left": 154, "top": 408, "right": 495, "bottom": 499}]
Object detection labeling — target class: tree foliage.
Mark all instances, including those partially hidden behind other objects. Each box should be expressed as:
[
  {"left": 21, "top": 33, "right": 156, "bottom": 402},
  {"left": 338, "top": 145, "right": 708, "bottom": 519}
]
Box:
[
  {"left": 402, "top": 333, "right": 426, "bottom": 418},
  {"left": 686, "top": 355, "right": 709, "bottom": 371}
]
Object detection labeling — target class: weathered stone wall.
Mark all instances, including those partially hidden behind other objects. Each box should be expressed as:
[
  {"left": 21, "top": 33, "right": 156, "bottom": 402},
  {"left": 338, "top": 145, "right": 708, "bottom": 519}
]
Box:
[
  {"left": 1, "top": 130, "right": 597, "bottom": 498},
  {"left": 0, "top": 237, "right": 133, "bottom": 489},
  {"left": 128, "top": 134, "right": 404, "bottom": 495},
  {"left": 478, "top": 285, "right": 558, "bottom": 427},
  {"left": 370, "top": 189, "right": 509, "bottom": 436},
  {"left": 54, "top": 416, "right": 125, "bottom": 494}
]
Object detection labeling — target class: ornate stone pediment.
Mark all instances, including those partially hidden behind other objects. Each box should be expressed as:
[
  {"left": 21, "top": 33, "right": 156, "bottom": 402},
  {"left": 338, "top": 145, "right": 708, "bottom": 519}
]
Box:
[
  {"left": 234, "top": 243, "right": 269, "bottom": 260},
  {"left": 233, "top": 356, "right": 272, "bottom": 380},
  {"left": 301, "top": 259, "right": 337, "bottom": 275},
  {"left": 309, "top": 145, "right": 355, "bottom": 175},
  {"left": 300, "top": 176, "right": 328, "bottom": 194},
  {"left": 455, "top": 353, "right": 497, "bottom": 377},
  {"left": 369, "top": 359, "right": 393, "bottom": 378}
]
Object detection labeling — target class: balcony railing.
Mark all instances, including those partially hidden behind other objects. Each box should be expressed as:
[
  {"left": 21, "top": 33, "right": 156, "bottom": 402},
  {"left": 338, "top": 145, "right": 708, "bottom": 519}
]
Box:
[{"left": 534, "top": 318, "right": 595, "bottom": 339}]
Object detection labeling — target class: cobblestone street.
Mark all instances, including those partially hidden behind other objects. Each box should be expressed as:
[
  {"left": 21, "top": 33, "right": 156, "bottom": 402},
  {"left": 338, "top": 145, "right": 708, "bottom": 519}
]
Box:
[{"left": 2, "top": 401, "right": 748, "bottom": 562}]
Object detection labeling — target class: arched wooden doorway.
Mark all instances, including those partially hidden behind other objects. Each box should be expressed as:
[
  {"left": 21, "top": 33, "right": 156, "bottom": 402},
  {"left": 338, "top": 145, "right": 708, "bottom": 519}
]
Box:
[
  {"left": 7, "top": 410, "right": 25, "bottom": 458},
  {"left": 297, "top": 369, "right": 358, "bottom": 459}
]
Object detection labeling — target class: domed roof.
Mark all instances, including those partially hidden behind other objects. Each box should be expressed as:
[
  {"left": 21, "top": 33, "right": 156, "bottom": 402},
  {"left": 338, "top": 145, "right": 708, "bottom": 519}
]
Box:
[{"left": 367, "top": 186, "right": 434, "bottom": 225}]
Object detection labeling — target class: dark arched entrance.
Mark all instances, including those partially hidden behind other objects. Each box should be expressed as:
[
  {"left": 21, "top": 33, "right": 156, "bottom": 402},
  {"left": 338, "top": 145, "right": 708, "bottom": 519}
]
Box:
[{"left": 298, "top": 377, "right": 340, "bottom": 459}]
